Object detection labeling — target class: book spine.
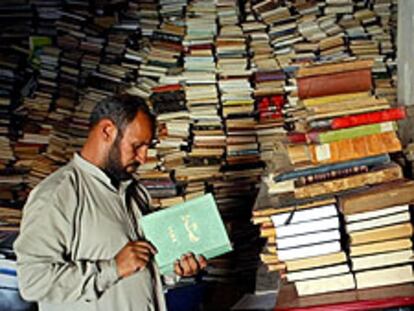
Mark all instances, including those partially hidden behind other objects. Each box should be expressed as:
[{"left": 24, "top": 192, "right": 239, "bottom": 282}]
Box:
[
  {"left": 308, "top": 121, "right": 397, "bottom": 144},
  {"left": 309, "top": 132, "right": 401, "bottom": 164},
  {"left": 274, "top": 154, "right": 390, "bottom": 182},
  {"left": 331, "top": 107, "right": 406, "bottom": 129},
  {"left": 298, "top": 69, "right": 372, "bottom": 99}
]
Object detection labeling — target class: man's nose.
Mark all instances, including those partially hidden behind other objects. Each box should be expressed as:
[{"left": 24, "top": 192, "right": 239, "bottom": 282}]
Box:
[{"left": 135, "top": 146, "right": 148, "bottom": 164}]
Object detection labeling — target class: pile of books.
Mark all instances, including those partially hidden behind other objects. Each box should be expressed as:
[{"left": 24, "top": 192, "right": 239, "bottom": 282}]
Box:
[
  {"left": 0, "top": 204, "right": 22, "bottom": 234},
  {"left": 151, "top": 83, "right": 189, "bottom": 207},
  {"left": 176, "top": 0, "right": 223, "bottom": 200},
  {"left": 254, "top": 58, "right": 411, "bottom": 296},
  {"left": 0, "top": 0, "right": 36, "bottom": 201},
  {"left": 339, "top": 180, "right": 414, "bottom": 289},
  {"left": 135, "top": 0, "right": 160, "bottom": 37}
]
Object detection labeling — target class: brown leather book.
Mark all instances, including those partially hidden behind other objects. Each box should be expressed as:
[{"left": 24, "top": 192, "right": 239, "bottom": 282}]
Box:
[
  {"left": 288, "top": 132, "right": 402, "bottom": 165},
  {"left": 309, "top": 132, "right": 401, "bottom": 164},
  {"left": 294, "top": 163, "right": 403, "bottom": 199},
  {"left": 297, "top": 59, "right": 374, "bottom": 78},
  {"left": 339, "top": 179, "right": 414, "bottom": 215},
  {"left": 298, "top": 68, "right": 372, "bottom": 99}
]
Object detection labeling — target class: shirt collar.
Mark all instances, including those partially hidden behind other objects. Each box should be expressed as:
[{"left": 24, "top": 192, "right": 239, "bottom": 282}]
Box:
[{"left": 73, "top": 153, "right": 133, "bottom": 194}]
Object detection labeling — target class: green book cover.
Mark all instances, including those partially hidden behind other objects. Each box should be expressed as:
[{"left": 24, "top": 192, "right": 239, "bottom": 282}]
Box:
[
  {"left": 310, "top": 121, "right": 397, "bottom": 143},
  {"left": 140, "top": 193, "right": 233, "bottom": 274}
]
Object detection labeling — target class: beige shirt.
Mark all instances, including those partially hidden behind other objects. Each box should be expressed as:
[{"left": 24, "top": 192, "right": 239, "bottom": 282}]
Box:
[{"left": 14, "top": 153, "right": 166, "bottom": 311}]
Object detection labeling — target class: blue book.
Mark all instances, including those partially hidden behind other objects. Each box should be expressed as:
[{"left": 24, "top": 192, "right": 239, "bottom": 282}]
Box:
[{"left": 274, "top": 154, "right": 390, "bottom": 182}]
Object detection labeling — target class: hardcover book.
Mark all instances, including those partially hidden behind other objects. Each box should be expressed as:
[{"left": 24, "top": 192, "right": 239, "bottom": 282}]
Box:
[{"left": 140, "top": 193, "right": 233, "bottom": 274}]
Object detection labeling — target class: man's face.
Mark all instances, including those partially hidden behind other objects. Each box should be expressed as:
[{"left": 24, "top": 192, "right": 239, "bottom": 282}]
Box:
[{"left": 104, "top": 111, "right": 153, "bottom": 182}]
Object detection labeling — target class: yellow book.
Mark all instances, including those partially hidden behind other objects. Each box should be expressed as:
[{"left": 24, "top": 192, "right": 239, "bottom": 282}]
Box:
[
  {"left": 349, "top": 223, "right": 413, "bottom": 245},
  {"left": 302, "top": 92, "right": 370, "bottom": 107},
  {"left": 350, "top": 238, "right": 413, "bottom": 257},
  {"left": 286, "top": 251, "right": 347, "bottom": 272}
]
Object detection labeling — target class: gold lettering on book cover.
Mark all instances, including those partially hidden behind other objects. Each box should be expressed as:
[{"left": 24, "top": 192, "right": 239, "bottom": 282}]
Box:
[{"left": 182, "top": 214, "right": 200, "bottom": 242}]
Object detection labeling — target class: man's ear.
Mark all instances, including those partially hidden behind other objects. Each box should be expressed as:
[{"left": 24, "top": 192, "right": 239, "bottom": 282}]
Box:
[{"left": 100, "top": 119, "right": 118, "bottom": 143}]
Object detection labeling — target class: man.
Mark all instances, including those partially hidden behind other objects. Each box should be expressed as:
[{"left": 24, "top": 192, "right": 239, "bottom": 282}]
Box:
[{"left": 14, "top": 95, "right": 207, "bottom": 311}]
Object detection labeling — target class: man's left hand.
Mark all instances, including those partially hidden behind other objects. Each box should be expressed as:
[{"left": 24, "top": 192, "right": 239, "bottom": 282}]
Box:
[{"left": 174, "top": 253, "right": 207, "bottom": 277}]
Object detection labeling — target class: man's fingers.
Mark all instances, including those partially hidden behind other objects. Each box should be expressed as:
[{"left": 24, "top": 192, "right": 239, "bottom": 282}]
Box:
[
  {"left": 132, "top": 251, "right": 151, "bottom": 263},
  {"left": 174, "top": 253, "right": 208, "bottom": 277},
  {"left": 197, "top": 255, "right": 208, "bottom": 269},
  {"left": 130, "top": 241, "right": 157, "bottom": 254},
  {"left": 184, "top": 254, "right": 199, "bottom": 274},
  {"left": 174, "top": 260, "right": 184, "bottom": 276}
]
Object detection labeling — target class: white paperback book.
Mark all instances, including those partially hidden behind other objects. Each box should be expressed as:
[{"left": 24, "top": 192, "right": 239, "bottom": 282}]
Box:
[
  {"left": 351, "top": 249, "right": 414, "bottom": 271},
  {"left": 277, "top": 229, "right": 340, "bottom": 249},
  {"left": 345, "top": 204, "right": 409, "bottom": 223},
  {"left": 287, "top": 263, "right": 350, "bottom": 282},
  {"left": 346, "top": 211, "right": 410, "bottom": 233},
  {"left": 277, "top": 240, "right": 341, "bottom": 261},
  {"left": 275, "top": 216, "right": 340, "bottom": 238},
  {"left": 355, "top": 265, "right": 414, "bottom": 289},
  {"left": 271, "top": 204, "right": 337, "bottom": 226},
  {"left": 295, "top": 273, "right": 355, "bottom": 296}
]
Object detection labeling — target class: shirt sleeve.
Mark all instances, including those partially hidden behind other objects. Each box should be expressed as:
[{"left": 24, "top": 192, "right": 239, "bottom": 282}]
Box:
[{"left": 13, "top": 177, "right": 120, "bottom": 304}]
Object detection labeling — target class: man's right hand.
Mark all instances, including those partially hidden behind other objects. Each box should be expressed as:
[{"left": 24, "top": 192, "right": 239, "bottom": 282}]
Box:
[{"left": 115, "top": 241, "right": 157, "bottom": 278}]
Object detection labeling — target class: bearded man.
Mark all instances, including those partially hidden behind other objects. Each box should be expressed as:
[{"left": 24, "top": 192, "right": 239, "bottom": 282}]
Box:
[{"left": 14, "top": 95, "right": 206, "bottom": 311}]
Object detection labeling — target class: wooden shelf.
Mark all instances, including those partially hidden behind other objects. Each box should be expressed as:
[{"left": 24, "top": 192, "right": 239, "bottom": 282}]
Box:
[{"left": 275, "top": 282, "right": 414, "bottom": 311}]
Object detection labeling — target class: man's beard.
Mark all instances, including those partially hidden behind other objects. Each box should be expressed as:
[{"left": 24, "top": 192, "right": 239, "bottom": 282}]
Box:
[{"left": 103, "top": 135, "right": 138, "bottom": 183}]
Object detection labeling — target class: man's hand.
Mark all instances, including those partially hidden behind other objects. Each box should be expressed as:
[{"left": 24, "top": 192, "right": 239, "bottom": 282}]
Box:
[
  {"left": 174, "top": 253, "right": 207, "bottom": 277},
  {"left": 115, "top": 241, "right": 157, "bottom": 278}
]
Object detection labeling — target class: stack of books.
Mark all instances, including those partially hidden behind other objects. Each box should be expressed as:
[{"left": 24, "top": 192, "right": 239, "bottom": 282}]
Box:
[
  {"left": 176, "top": 0, "right": 223, "bottom": 199},
  {"left": 258, "top": 198, "right": 354, "bottom": 296},
  {"left": 0, "top": 1, "right": 34, "bottom": 200},
  {"left": 133, "top": 0, "right": 160, "bottom": 37},
  {"left": 202, "top": 0, "right": 265, "bottom": 287},
  {"left": 32, "top": 0, "right": 62, "bottom": 37},
  {"left": 67, "top": 88, "right": 106, "bottom": 156},
  {"left": 151, "top": 84, "right": 189, "bottom": 207},
  {"left": 0, "top": 51, "right": 22, "bottom": 171},
  {"left": 26, "top": 155, "right": 59, "bottom": 189},
  {"left": 254, "top": 57, "right": 408, "bottom": 296},
  {"left": 339, "top": 180, "right": 414, "bottom": 289},
  {"left": 241, "top": 16, "right": 287, "bottom": 172},
  {"left": 0, "top": 0, "right": 33, "bottom": 46},
  {"left": 217, "top": 0, "right": 239, "bottom": 26},
  {"left": 15, "top": 47, "right": 58, "bottom": 169},
  {"left": 159, "top": 0, "right": 187, "bottom": 20},
  {"left": 141, "top": 21, "right": 184, "bottom": 79},
  {"left": 139, "top": 171, "right": 179, "bottom": 208},
  {"left": 324, "top": 0, "right": 354, "bottom": 15},
  {"left": 0, "top": 203, "right": 22, "bottom": 234},
  {"left": 0, "top": 138, "right": 14, "bottom": 170},
  {"left": 216, "top": 22, "right": 257, "bottom": 178},
  {"left": 286, "top": 61, "right": 403, "bottom": 167}
]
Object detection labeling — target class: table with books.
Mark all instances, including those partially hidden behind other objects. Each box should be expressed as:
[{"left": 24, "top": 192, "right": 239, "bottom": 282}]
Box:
[
  {"left": 252, "top": 183, "right": 414, "bottom": 311},
  {"left": 251, "top": 60, "right": 414, "bottom": 311}
]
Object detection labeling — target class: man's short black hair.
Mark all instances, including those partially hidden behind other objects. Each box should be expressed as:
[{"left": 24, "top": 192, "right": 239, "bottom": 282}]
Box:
[{"left": 89, "top": 94, "right": 156, "bottom": 136}]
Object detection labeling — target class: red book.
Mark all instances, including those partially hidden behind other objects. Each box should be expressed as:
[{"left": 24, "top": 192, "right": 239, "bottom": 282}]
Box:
[
  {"left": 152, "top": 84, "right": 182, "bottom": 93},
  {"left": 331, "top": 107, "right": 406, "bottom": 129},
  {"left": 257, "top": 96, "right": 285, "bottom": 109},
  {"left": 297, "top": 69, "right": 372, "bottom": 99},
  {"left": 287, "top": 132, "right": 307, "bottom": 143},
  {"left": 186, "top": 44, "right": 214, "bottom": 51}
]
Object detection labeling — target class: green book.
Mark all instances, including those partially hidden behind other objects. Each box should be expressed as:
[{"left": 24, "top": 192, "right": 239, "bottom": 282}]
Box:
[
  {"left": 140, "top": 193, "right": 232, "bottom": 274},
  {"left": 308, "top": 121, "right": 397, "bottom": 144}
]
